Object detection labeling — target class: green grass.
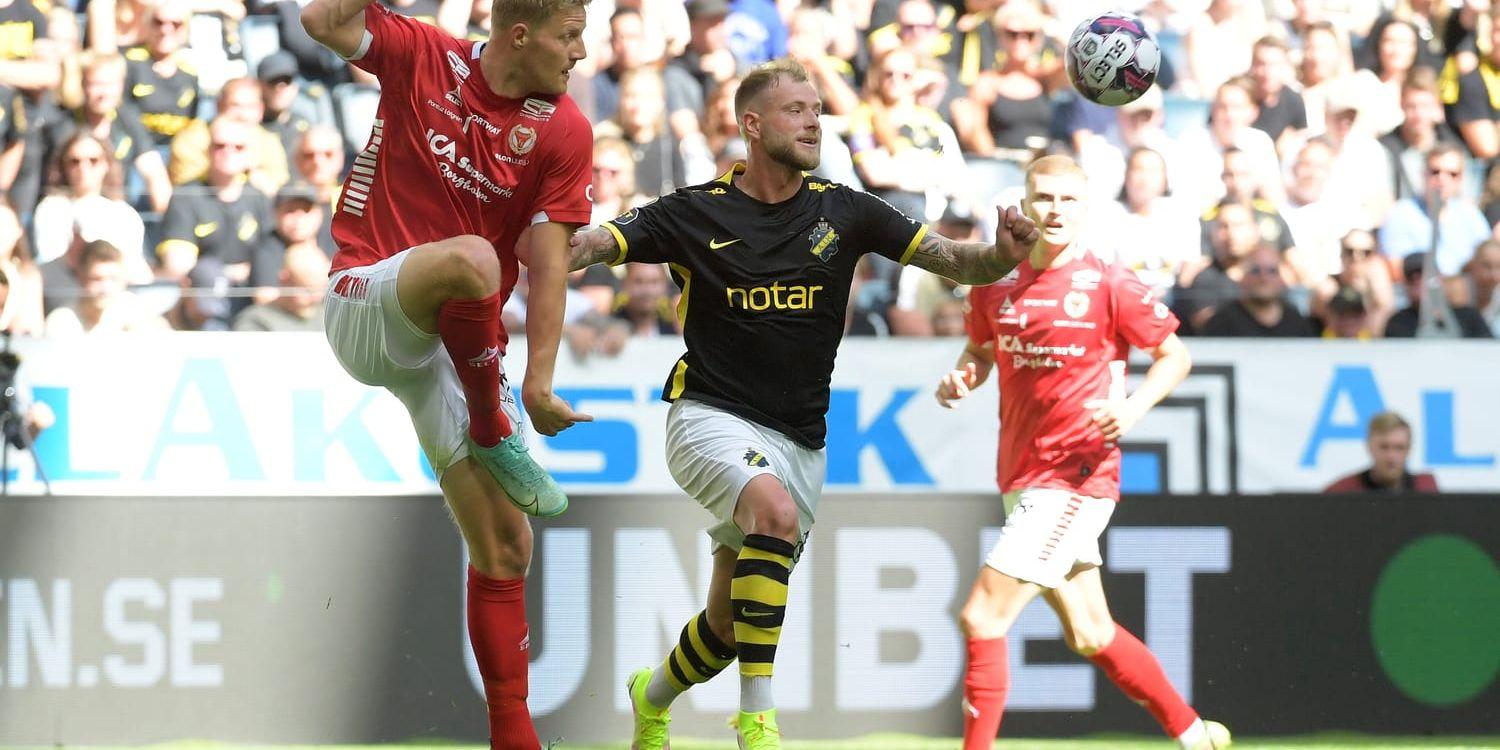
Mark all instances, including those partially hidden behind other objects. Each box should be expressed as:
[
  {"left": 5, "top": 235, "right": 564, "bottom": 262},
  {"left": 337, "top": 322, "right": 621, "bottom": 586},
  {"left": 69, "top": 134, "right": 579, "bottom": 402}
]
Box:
[{"left": 19, "top": 737, "right": 1500, "bottom": 750}]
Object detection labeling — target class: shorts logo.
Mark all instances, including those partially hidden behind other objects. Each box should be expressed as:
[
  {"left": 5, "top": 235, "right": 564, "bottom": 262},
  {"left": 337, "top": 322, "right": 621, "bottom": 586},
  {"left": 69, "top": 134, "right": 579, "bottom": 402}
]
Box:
[
  {"left": 508, "top": 124, "right": 537, "bottom": 155},
  {"left": 807, "top": 218, "right": 839, "bottom": 263},
  {"left": 467, "top": 346, "right": 500, "bottom": 367},
  {"left": 743, "top": 449, "right": 769, "bottom": 468},
  {"left": 1064, "top": 291, "right": 1090, "bottom": 318}
]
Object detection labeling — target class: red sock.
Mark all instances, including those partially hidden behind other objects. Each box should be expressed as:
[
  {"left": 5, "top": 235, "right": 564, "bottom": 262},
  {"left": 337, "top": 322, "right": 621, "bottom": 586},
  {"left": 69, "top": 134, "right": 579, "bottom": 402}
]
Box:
[
  {"left": 1089, "top": 623, "right": 1199, "bottom": 737},
  {"left": 438, "top": 293, "right": 512, "bottom": 447},
  {"left": 467, "top": 565, "right": 538, "bottom": 750},
  {"left": 962, "top": 636, "right": 1008, "bottom": 750}
]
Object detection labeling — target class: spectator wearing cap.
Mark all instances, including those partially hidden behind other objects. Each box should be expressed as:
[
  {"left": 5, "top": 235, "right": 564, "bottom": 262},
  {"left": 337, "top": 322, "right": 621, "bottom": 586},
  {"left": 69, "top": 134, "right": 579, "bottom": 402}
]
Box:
[
  {"left": 169, "top": 77, "right": 291, "bottom": 193},
  {"left": 43, "top": 240, "right": 168, "bottom": 336},
  {"left": 888, "top": 204, "right": 977, "bottom": 336},
  {"left": 1379, "top": 143, "right": 1490, "bottom": 277},
  {"left": 233, "top": 243, "right": 331, "bottom": 331},
  {"left": 0, "top": 200, "right": 42, "bottom": 336},
  {"left": 32, "top": 133, "right": 148, "bottom": 273},
  {"left": 786, "top": 5, "right": 859, "bottom": 117},
  {"left": 1384, "top": 252, "right": 1493, "bottom": 338},
  {"left": 1280, "top": 137, "right": 1361, "bottom": 284},
  {"left": 950, "top": 0, "right": 1060, "bottom": 161},
  {"left": 1324, "top": 412, "right": 1439, "bottom": 494},
  {"left": 1381, "top": 68, "right": 1460, "bottom": 201},
  {"left": 249, "top": 181, "right": 329, "bottom": 303},
  {"left": 48, "top": 51, "right": 173, "bottom": 212},
  {"left": 1310, "top": 229, "right": 1396, "bottom": 334},
  {"left": 669, "top": 0, "right": 741, "bottom": 117},
  {"left": 258, "top": 51, "right": 332, "bottom": 161},
  {"left": 290, "top": 126, "right": 344, "bottom": 255},
  {"left": 846, "top": 48, "right": 965, "bottom": 222},
  {"left": 155, "top": 117, "right": 273, "bottom": 284},
  {"left": 1248, "top": 36, "right": 1307, "bottom": 155},
  {"left": 1174, "top": 202, "right": 1261, "bottom": 334},
  {"left": 1320, "top": 285, "right": 1377, "bottom": 339},
  {"left": 1438, "top": 5, "right": 1500, "bottom": 160},
  {"left": 122, "top": 0, "right": 199, "bottom": 148},
  {"left": 1200, "top": 245, "right": 1317, "bottom": 338},
  {"left": 1199, "top": 146, "right": 1295, "bottom": 260},
  {"left": 1177, "top": 79, "right": 1285, "bottom": 215}
]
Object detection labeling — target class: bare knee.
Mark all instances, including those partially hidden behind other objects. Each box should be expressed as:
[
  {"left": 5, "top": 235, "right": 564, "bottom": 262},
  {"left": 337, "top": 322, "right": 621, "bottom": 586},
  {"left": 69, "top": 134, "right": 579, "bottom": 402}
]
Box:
[
  {"left": 1065, "top": 620, "right": 1116, "bottom": 656},
  {"left": 445, "top": 235, "right": 501, "bottom": 298},
  {"left": 469, "top": 527, "right": 532, "bottom": 579},
  {"left": 748, "top": 501, "right": 799, "bottom": 540},
  {"left": 960, "top": 602, "right": 1011, "bottom": 640}
]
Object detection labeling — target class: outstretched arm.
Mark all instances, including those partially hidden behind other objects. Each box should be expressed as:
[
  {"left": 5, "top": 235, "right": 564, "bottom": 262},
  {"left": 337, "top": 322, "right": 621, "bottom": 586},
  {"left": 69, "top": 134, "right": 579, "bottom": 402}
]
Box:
[
  {"left": 301, "top": 0, "right": 379, "bottom": 58},
  {"left": 568, "top": 225, "right": 624, "bottom": 271},
  {"left": 906, "top": 206, "right": 1038, "bottom": 285}
]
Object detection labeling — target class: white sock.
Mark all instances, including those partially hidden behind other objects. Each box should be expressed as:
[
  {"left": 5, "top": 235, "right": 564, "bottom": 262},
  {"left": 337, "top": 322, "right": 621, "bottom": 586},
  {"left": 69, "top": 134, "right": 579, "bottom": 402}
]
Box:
[
  {"left": 1176, "top": 718, "right": 1208, "bottom": 749},
  {"left": 644, "top": 666, "right": 682, "bottom": 711},
  {"left": 740, "top": 674, "right": 774, "bottom": 713}
]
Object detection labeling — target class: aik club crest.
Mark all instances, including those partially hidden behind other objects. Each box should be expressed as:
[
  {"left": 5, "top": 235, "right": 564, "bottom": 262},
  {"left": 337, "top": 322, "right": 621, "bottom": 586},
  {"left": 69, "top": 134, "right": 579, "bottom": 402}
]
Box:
[{"left": 808, "top": 218, "right": 840, "bottom": 263}]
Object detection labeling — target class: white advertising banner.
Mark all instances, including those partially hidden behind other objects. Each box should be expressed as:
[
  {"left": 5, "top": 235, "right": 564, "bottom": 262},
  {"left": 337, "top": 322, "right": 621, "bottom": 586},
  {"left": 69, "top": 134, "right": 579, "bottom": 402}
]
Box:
[{"left": 6, "top": 335, "right": 1498, "bottom": 495}]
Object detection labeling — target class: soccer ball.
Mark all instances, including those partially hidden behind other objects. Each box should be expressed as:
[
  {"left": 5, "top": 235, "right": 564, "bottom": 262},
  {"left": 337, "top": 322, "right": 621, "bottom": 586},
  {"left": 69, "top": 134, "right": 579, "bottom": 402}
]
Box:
[{"left": 1066, "top": 11, "right": 1160, "bottom": 106}]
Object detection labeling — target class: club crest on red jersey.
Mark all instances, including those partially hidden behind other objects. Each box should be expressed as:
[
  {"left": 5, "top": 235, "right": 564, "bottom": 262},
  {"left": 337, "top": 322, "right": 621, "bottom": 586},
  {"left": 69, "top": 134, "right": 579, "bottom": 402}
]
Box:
[
  {"left": 1064, "top": 290, "right": 1090, "bottom": 318},
  {"left": 508, "top": 124, "right": 537, "bottom": 155}
]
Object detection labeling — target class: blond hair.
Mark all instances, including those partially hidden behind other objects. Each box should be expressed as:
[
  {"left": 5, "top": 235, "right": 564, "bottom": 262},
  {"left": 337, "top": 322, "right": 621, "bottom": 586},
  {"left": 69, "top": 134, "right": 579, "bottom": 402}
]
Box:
[
  {"left": 79, "top": 50, "right": 126, "bottom": 79},
  {"left": 734, "top": 58, "right": 811, "bottom": 122},
  {"left": 1368, "top": 411, "right": 1411, "bottom": 438},
  {"left": 1025, "top": 154, "right": 1086, "bottom": 191},
  {"left": 492, "top": 0, "right": 590, "bottom": 30}
]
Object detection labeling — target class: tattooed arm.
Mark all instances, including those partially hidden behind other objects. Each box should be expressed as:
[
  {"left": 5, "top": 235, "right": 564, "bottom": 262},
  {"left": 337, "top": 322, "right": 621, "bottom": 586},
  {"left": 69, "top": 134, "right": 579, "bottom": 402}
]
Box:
[
  {"left": 567, "top": 226, "right": 625, "bottom": 271},
  {"left": 906, "top": 206, "right": 1039, "bottom": 285}
]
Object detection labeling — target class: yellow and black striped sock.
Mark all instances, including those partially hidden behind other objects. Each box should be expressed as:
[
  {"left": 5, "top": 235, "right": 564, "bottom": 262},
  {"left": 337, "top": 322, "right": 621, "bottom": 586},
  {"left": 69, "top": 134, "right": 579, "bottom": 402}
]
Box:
[
  {"left": 659, "top": 610, "right": 737, "bottom": 694},
  {"left": 731, "top": 534, "right": 794, "bottom": 679}
]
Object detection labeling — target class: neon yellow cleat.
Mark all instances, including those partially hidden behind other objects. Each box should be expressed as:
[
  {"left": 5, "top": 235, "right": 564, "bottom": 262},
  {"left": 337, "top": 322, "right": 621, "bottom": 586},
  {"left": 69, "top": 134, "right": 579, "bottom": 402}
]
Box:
[
  {"left": 626, "top": 667, "right": 670, "bottom": 750},
  {"left": 729, "top": 708, "right": 781, "bottom": 750}
]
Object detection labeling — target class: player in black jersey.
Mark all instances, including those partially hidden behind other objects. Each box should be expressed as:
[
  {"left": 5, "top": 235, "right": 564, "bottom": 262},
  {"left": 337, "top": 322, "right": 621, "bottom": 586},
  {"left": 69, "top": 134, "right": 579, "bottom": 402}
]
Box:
[{"left": 569, "top": 58, "right": 1039, "bottom": 750}]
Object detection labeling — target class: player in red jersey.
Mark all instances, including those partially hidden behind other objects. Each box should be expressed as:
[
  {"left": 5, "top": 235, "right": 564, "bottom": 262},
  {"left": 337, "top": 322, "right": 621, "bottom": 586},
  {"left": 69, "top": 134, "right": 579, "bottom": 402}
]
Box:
[
  {"left": 935, "top": 156, "right": 1230, "bottom": 750},
  {"left": 301, "top": 0, "right": 593, "bottom": 745}
]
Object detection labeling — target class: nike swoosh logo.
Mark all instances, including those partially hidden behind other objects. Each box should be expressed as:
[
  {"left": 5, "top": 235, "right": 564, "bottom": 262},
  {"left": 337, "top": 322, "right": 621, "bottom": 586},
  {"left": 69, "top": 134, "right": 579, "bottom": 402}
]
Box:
[
  {"left": 709, "top": 237, "right": 742, "bottom": 250},
  {"left": 740, "top": 606, "right": 776, "bottom": 618}
]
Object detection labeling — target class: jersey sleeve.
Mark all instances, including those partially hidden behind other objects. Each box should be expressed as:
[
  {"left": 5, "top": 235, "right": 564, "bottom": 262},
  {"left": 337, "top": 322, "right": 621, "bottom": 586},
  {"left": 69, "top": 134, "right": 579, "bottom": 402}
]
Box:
[
  {"left": 531, "top": 111, "right": 594, "bottom": 226},
  {"left": 963, "top": 285, "right": 995, "bottom": 347},
  {"left": 848, "top": 189, "right": 928, "bottom": 265},
  {"left": 1110, "top": 266, "right": 1179, "bottom": 350},
  {"left": 602, "top": 195, "right": 678, "bottom": 265},
  {"left": 348, "top": 3, "right": 440, "bottom": 79}
]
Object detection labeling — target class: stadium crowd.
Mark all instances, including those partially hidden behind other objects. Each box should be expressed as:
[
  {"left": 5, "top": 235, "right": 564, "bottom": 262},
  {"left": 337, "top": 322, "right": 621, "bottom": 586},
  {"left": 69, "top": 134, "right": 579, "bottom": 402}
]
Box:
[{"left": 3, "top": 0, "right": 1500, "bottom": 343}]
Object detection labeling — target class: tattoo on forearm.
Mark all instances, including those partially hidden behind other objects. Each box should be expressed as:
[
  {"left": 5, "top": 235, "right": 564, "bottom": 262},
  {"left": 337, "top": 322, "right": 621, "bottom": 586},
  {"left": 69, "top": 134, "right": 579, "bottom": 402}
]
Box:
[
  {"left": 906, "top": 232, "right": 1013, "bottom": 285},
  {"left": 568, "top": 227, "right": 621, "bottom": 271}
]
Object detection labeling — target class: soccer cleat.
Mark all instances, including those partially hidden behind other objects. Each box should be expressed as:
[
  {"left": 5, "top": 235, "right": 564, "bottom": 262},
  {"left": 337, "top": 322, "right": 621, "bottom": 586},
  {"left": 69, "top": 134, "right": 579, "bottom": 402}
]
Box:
[
  {"left": 468, "top": 434, "right": 568, "bottom": 517},
  {"left": 627, "top": 667, "right": 671, "bottom": 750},
  {"left": 1189, "top": 720, "right": 1232, "bottom": 749},
  {"left": 729, "top": 709, "right": 781, "bottom": 750}
]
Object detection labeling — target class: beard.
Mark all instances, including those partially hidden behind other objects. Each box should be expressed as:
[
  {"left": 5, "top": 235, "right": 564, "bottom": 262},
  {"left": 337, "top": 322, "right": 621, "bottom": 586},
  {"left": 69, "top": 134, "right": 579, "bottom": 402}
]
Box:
[{"left": 763, "top": 131, "right": 821, "bottom": 171}]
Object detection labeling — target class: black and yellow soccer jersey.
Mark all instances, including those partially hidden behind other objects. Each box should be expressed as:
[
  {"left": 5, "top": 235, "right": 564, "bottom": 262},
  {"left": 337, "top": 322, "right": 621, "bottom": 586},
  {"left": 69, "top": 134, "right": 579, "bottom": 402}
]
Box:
[
  {"left": 124, "top": 47, "right": 199, "bottom": 145},
  {"left": 603, "top": 165, "right": 928, "bottom": 449},
  {"left": 157, "top": 182, "right": 272, "bottom": 266}
]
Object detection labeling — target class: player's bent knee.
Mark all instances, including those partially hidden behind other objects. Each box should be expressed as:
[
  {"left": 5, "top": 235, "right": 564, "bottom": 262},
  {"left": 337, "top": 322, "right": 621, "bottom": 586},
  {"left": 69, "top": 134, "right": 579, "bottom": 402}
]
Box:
[
  {"left": 444, "top": 234, "right": 501, "bottom": 297},
  {"left": 959, "top": 603, "right": 1006, "bottom": 639},
  {"left": 750, "top": 502, "right": 799, "bottom": 540},
  {"left": 1065, "top": 623, "right": 1114, "bottom": 656},
  {"left": 468, "top": 536, "right": 533, "bottom": 580}
]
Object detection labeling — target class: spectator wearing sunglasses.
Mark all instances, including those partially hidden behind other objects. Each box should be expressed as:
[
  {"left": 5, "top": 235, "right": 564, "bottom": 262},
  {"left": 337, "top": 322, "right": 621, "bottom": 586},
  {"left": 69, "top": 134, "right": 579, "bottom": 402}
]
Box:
[
  {"left": 1310, "top": 229, "right": 1396, "bottom": 333},
  {"left": 1200, "top": 245, "right": 1316, "bottom": 337},
  {"left": 1378, "top": 143, "right": 1490, "bottom": 277}
]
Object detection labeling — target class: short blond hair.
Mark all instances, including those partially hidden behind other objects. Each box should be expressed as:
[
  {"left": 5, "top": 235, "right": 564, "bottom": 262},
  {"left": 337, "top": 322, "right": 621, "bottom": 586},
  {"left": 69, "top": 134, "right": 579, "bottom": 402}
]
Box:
[
  {"left": 79, "top": 50, "right": 126, "bottom": 79},
  {"left": 734, "top": 58, "right": 811, "bottom": 122},
  {"left": 492, "top": 0, "right": 590, "bottom": 30},
  {"left": 1025, "top": 154, "right": 1086, "bottom": 192},
  {"left": 1368, "top": 411, "right": 1411, "bottom": 438}
]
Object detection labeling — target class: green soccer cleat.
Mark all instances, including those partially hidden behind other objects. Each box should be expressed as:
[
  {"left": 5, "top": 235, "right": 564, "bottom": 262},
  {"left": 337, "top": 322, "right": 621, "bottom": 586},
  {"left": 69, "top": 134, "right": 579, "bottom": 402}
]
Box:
[
  {"left": 627, "top": 667, "right": 671, "bottom": 750},
  {"left": 729, "top": 709, "right": 781, "bottom": 750},
  {"left": 468, "top": 434, "right": 568, "bottom": 517},
  {"left": 1190, "top": 720, "right": 1232, "bottom": 749}
]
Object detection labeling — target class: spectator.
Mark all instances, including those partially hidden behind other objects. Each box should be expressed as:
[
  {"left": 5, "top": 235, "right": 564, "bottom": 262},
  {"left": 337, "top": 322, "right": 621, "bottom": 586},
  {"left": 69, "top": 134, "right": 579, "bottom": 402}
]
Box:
[
  {"left": 935, "top": 0, "right": 1006, "bottom": 89},
  {"left": 1362, "top": 18, "right": 1422, "bottom": 135},
  {"left": 669, "top": 0, "right": 741, "bottom": 119},
  {"left": 0, "top": 200, "right": 42, "bottom": 336},
  {"left": 725, "top": 0, "right": 788, "bottom": 67},
  {"left": 166, "top": 255, "right": 234, "bottom": 331},
  {"left": 87, "top": 0, "right": 159, "bottom": 51},
  {"left": 1174, "top": 201, "right": 1261, "bottom": 333},
  {"left": 1076, "top": 86, "right": 1182, "bottom": 209},
  {"left": 1482, "top": 159, "right": 1500, "bottom": 226},
  {"left": 1199, "top": 146, "right": 1295, "bottom": 258},
  {"left": 1437, "top": 4, "right": 1500, "bottom": 160},
  {"left": 258, "top": 51, "right": 330, "bottom": 160},
  {"left": 1200, "top": 245, "right": 1318, "bottom": 337},
  {"left": 1184, "top": 0, "right": 1266, "bottom": 98},
  {"left": 1298, "top": 21, "right": 1358, "bottom": 135},
  {"left": 598, "top": 68, "right": 711, "bottom": 198},
  {"left": 950, "top": 0, "right": 1057, "bottom": 160},
  {"left": 1319, "top": 285, "right": 1377, "bottom": 339},
  {"left": 1310, "top": 84, "right": 1395, "bottom": 245},
  {"left": 49, "top": 51, "right": 173, "bottom": 213},
  {"left": 290, "top": 126, "right": 344, "bottom": 254},
  {"left": 1323, "top": 411, "right": 1439, "bottom": 493},
  {"left": 612, "top": 262, "right": 679, "bottom": 336},
  {"left": 1384, "top": 252, "right": 1493, "bottom": 338},
  {"left": 846, "top": 48, "right": 965, "bottom": 222},
  {"left": 701, "top": 78, "right": 743, "bottom": 164},
  {"left": 1378, "top": 142, "right": 1489, "bottom": 277},
  {"left": 233, "top": 243, "right": 330, "bottom": 331},
  {"left": 0, "top": 87, "right": 23, "bottom": 193},
  {"left": 1, "top": 0, "right": 63, "bottom": 217},
  {"left": 1463, "top": 239, "right": 1500, "bottom": 331},
  {"left": 31, "top": 134, "right": 150, "bottom": 280},
  {"left": 249, "top": 181, "right": 329, "bottom": 300},
  {"left": 889, "top": 203, "right": 976, "bottom": 336},
  {"left": 594, "top": 8, "right": 695, "bottom": 133},
  {"left": 1095, "top": 146, "right": 1199, "bottom": 296},
  {"left": 170, "top": 77, "right": 291, "bottom": 192},
  {"left": 438, "top": 0, "right": 491, "bottom": 39},
  {"left": 43, "top": 240, "right": 168, "bottom": 336},
  {"left": 590, "top": 135, "right": 645, "bottom": 226},
  {"left": 123, "top": 0, "right": 200, "bottom": 147},
  {"left": 1380, "top": 68, "right": 1459, "bottom": 201},
  {"left": 1281, "top": 136, "right": 1360, "bottom": 283},
  {"left": 930, "top": 296, "right": 965, "bottom": 336},
  {"left": 787, "top": 5, "right": 859, "bottom": 117},
  {"left": 155, "top": 117, "right": 273, "bottom": 284},
  {"left": 1248, "top": 35, "right": 1307, "bottom": 154},
  {"left": 1177, "top": 78, "right": 1285, "bottom": 214},
  {"left": 1310, "top": 229, "right": 1397, "bottom": 334},
  {"left": 870, "top": 0, "right": 945, "bottom": 62}
]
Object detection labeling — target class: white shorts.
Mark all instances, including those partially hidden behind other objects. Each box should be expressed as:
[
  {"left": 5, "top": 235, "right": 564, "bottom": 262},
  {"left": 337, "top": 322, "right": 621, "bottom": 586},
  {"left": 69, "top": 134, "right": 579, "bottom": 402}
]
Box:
[
  {"left": 665, "top": 398, "right": 825, "bottom": 563},
  {"left": 322, "top": 248, "right": 522, "bottom": 476},
  {"left": 984, "top": 488, "right": 1117, "bottom": 589}
]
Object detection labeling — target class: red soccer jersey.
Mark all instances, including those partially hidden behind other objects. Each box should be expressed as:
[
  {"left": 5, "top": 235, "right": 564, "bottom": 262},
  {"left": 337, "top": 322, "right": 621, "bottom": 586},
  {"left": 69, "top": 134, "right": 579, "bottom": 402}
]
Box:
[
  {"left": 330, "top": 4, "right": 593, "bottom": 333},
  {"left": 964, "top": 252, "right": 1179, "bottom": 499}
]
